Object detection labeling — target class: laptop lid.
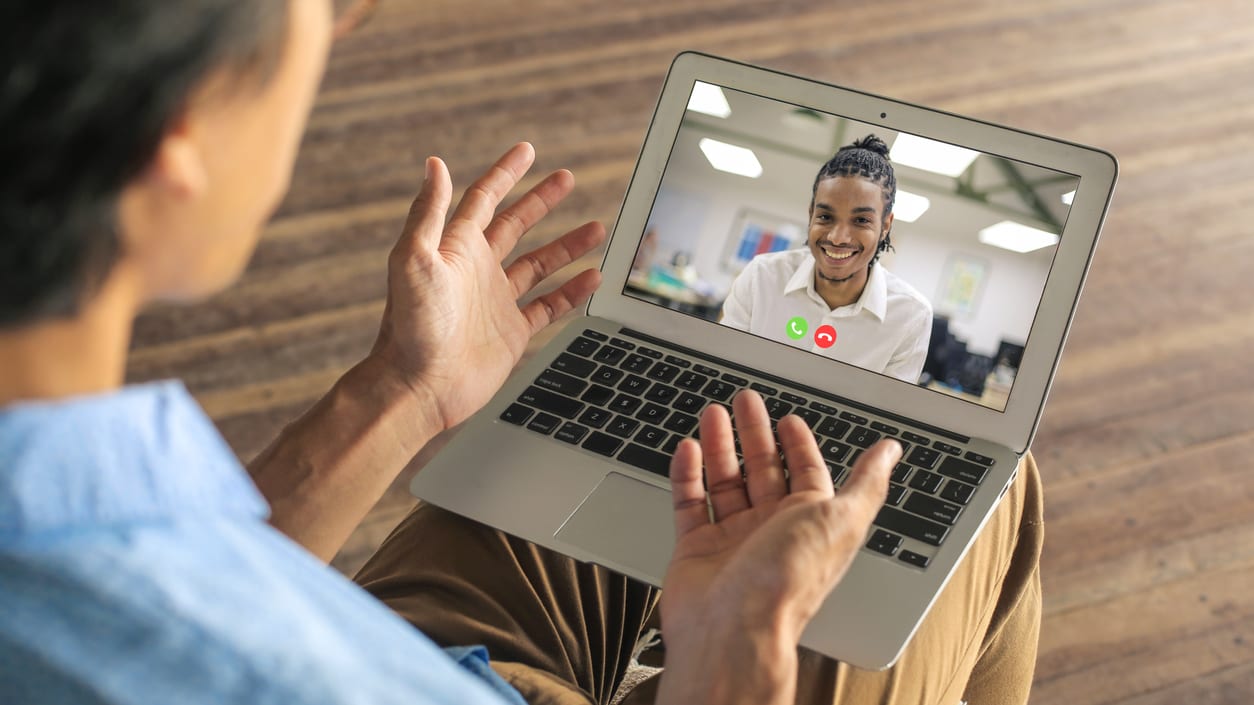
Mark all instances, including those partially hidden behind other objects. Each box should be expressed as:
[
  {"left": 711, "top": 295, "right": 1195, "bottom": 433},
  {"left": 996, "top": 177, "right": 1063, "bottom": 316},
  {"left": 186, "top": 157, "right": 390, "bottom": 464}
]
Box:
[{"left": 588, "top": 52, "right": 1117, "bottom": 452}]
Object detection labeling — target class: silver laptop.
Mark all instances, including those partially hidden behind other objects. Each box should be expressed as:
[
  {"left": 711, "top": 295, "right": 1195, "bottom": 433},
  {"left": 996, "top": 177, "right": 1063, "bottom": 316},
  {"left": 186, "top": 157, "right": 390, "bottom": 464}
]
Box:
[{"left": 412, "top": 52, "right": 1117, "bottom": 670}]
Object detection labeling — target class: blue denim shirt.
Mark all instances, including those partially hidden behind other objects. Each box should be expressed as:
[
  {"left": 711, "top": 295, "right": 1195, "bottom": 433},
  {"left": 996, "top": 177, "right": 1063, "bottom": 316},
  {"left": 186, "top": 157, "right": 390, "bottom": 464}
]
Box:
[{"left": 0, "top": 381, "right": 525, "bottom": 705}]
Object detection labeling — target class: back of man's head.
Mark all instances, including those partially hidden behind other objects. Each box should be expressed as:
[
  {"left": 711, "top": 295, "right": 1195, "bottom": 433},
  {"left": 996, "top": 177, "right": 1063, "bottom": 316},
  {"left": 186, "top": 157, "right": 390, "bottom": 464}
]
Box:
[{"left": 0, "top": 1, "right": 287, "bottom": 329}]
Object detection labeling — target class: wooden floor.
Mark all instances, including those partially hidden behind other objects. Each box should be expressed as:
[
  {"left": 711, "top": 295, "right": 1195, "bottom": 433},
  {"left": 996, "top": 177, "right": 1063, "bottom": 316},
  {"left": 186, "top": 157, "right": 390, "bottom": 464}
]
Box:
[{"left": 125, "top": 1, "right": 1254, "bottom": 702}]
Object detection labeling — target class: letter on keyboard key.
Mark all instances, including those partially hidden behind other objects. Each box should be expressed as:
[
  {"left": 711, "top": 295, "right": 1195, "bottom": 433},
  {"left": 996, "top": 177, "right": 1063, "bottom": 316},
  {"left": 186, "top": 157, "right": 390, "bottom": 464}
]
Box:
[{"left": 619, "top": 444, "right": 672, "bottom": 477}]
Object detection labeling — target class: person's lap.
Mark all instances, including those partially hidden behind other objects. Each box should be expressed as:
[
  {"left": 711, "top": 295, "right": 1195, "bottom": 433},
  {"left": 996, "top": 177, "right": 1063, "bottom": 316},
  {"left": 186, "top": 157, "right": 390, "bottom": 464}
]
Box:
[{"left": 354, "top": 453, "right": 1043, "bottom": 705}]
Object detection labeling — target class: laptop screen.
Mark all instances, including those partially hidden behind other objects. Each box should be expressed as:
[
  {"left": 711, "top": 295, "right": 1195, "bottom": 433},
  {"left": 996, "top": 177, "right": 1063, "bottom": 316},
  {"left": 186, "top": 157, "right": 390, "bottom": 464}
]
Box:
[{"left": 623, "top": 81, "right": 1081, "bottom": 412}]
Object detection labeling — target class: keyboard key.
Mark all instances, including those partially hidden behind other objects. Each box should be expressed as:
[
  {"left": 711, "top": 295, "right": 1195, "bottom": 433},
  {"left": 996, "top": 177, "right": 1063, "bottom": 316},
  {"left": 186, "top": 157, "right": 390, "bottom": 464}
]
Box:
[
  {"left": 933, "top": 441, "right": 962, "bottom": 455},
  {"left": 902, "top": 431, "right": 931, "bottom": 445},
  {"left": 664, "top": 355, "right": 691, "bottom": 368},
  {"left": 937, "top": 456, "right": 989, "bottom": 485},
  {"left": 847, "top": 427, "right": 882, "bottom": 449},
  {"left": 552, "top": 353, "right": 597, "bottom": 378},
  {"left": 780, "top": 392, "right": 807, "bottom": 405},
  {"left": 566, "top": 337, "right": 600, "bottom": 357},
  {"left": 609, "top": 394, "right": 643, "bottom": 414},
  {"left": 637, "top": 347, "right": 663, "bottom": 359},
  {"left": 821, "top": 439, "right": 852, "bottom": 463},
  {"left": 721, "top": 373, "right": 749, "bottom": 386},
  {"left": 870, "top": 421, "right": 899, "bottom": 435},
  {"left": 535, "top": 369, "right": 588, "bottom": 397},
  {"left": 577, "top": 407, "right": 611, "bottom": 429},
  {"left": 591, "top": 366, "right": 624, "bottom": 385},
  {"left": 675, "top": 371, "right": 708, "bottom": 391},
  {"left": 964, "top": 451, "right": 996, "bottom": 466},
  {"left": 621, "top": 353, "right": 654, "bottom": 374},
  {"left": 644, "top": 384, "right": 679, "bottom": 404},
  {"left": 906, "top": 446, "right": 941, "bottom": 469},
  {"left": 817, "top": 417, "right": 851, "bottom": 439},
  {"left": 791, "top": 407, "right": 822, "bottom": 428},
  {"left": 874, "top": 506, "right": 949, "bottom": 546},
  {"left": 593, "top": 346, "right": 626, "bottom": 364},
  {"left": 904, "top": 493, "right": 963, "bottom": 525},
  {"left": 941, "top": 480, "right": 976, "bottom": 505},
  {"left": 898, "top": 550, "right": 931, "bottom": 568},
  {"left": 499, "top": 403, "right": 534, "bottom": 425},
  {"left": 555, "top": 422, "right": 589, "bottom": 445},
  {"left": 662, "top": 435, "right": 683, "bottom": 454},
  {"left": 750, "top": 382, "right": 778, "bottom": 396},
  {"left": 526, "top": 412, "right": 561, "bottom": 435},
  {"left": 582, "top": 431, "right": 622, "bottom": 456},
  {"left": 702, "top": 380, "right": 735, "bottom": 401},
  {"left": 580, "top": 384, "right": 614, "bottom": 407},
  {"left": 636, "top": 402, "right": 669, "bottom": 424},
  {"left": 840, "top": 411, "right": 869, "bottom": 425},
  {"left": 909, "top": 470, "right": 944, "bottom": 494},
  {"left": 694, "top": 364, "right": 720, "bottom": 376},
  {"left": 866, "top": 529, "right": 903, "bottom": 556},
  {"left": 619, "top": 444, "right": 672, "bottom": 477},
  {"left": 618, "top": 374, "right": 650, "bottom": 394},
  {"left": 646, "top": 363, "right": 681, "bottom": 383},
  {"left": 582, "top": 329, "right": 608, "bottom": 341},
  {"left": 809, "top": 401, "right": 838, "bottom": 415},
  {"left": 663, "top": 411, "right": 699, "bottom": 435},
  {"left": 886, "top": 483, "right": 907, "bottom": 506},
  {"left": 519, "top": 387, "right": 583, "bottom": 418},
  {"left": 890, "top": 463, "right": 911, "bottom": 484},
  {"left": 609, "top": 337, "right": 636, "bottom": 350},
  {"left": 673, "top": 392, "right": 706, "bottom": 414},
  {"left": 764, "top": 398, "right": 793, "bottom": 420},
  {"left": 634, "top": 425, "right": 667, "bottom": 448},
  {"left": 607, "top": 416, "right": 640, "bottom": 438}
]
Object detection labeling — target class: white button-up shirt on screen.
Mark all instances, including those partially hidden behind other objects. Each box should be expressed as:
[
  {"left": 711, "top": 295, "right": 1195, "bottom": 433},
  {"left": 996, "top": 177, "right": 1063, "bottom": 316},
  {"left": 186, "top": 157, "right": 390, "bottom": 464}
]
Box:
[{"left": 720, "top": 249, "right": 933, "bottom": 383}]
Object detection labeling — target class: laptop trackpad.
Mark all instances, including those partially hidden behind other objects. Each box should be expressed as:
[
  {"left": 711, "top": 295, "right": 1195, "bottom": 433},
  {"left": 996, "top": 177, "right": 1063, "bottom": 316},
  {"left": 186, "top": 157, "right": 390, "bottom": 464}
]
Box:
[{"left": 554, "top": 472, "right": 675, "bottom": 585}]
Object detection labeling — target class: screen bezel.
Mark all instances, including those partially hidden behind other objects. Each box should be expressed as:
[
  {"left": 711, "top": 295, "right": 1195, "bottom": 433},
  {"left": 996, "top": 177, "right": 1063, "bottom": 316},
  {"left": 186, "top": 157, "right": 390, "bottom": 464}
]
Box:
[{"left": 588, "top": 52, "right": 1117, "bottom": 452}]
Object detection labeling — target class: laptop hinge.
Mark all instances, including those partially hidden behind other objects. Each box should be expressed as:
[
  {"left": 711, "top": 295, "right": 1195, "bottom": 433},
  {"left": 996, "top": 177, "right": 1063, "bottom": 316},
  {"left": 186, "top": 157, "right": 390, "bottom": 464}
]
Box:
[{"left": 621, "top": 327, "right": 969, "bottom": 444}]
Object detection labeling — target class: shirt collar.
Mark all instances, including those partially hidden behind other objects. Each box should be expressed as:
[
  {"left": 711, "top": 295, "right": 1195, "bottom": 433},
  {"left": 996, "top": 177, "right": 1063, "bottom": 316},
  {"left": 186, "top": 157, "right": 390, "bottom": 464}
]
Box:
[
  {"left": 784, "top": 256, "right": 889, "bottom": 321},
  {"left": 0, "top": 381, "right": 268, "bottom": 541}
]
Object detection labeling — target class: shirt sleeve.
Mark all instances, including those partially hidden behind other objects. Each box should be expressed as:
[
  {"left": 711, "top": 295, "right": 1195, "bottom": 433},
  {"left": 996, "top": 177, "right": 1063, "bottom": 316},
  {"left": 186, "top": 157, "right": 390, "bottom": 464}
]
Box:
[
  {"left": 720, "top": 264, "right": 757, "bottom": 330},
  {"left": 884, "top": 305, "right": 932, "bottom": 384}
]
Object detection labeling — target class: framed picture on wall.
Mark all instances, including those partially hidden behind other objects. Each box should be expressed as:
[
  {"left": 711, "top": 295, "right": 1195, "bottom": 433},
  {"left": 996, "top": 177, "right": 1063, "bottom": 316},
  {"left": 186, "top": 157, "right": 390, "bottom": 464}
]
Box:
[
  {"left": 720, "top": 208, "right": 807, "bottom": 275},
  {"left": 936, "top": 253, "right": 989, "bottom": 318}
]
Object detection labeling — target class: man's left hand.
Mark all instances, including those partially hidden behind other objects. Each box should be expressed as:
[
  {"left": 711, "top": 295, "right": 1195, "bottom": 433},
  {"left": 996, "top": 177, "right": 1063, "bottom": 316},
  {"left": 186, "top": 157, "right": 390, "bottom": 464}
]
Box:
[{"left": 368, "top": 142, "right": 606, "bottom": 431}]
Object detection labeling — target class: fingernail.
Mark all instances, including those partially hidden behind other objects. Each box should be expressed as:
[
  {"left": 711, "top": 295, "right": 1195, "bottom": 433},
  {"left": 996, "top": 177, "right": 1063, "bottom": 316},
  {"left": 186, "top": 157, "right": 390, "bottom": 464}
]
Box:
[{"left": 424, "top": 157, "right": 434, "bottom": 183}]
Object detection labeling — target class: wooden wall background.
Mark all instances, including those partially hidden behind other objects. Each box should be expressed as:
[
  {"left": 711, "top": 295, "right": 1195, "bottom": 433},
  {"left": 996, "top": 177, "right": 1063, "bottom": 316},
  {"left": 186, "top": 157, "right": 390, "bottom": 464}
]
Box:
[{"left": 126, "top": 0, "right": 1254, "bottom": 702}]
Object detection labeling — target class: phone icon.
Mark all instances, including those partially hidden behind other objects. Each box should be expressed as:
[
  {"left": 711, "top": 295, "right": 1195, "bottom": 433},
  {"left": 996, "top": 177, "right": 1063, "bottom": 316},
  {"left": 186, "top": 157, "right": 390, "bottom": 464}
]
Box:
[
  {"left": 814, "top": 325, "right": 837, "bottom": 349},
  {"left": 786, "top": 316, "right": 808, "bottom": 340}
]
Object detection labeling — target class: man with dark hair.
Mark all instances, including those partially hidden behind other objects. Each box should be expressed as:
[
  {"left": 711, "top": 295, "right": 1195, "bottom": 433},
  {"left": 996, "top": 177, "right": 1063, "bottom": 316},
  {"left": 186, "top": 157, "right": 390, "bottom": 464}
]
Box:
[
  {"left": 0, "top": 4, "right": 1043, "bottom": 705},
  {"left": 721, "top": 135, "right": 933, "bottom": 383}
]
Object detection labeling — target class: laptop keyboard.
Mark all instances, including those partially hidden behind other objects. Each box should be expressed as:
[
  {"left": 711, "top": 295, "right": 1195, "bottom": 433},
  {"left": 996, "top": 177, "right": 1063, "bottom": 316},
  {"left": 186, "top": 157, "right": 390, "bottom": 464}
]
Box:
[{"left": 500, "top": 330, "right": 996, "bottom": 570}]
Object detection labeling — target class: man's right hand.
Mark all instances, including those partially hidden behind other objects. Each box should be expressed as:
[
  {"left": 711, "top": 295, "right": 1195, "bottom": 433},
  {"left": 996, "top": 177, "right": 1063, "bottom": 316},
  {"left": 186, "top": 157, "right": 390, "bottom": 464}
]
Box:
[{"left": 656, "top": 391, "right": 899, "bottom": 705}]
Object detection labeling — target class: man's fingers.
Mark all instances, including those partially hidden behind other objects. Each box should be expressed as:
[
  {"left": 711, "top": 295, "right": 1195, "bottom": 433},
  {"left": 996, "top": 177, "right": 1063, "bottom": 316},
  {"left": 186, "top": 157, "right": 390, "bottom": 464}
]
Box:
[
  {"left": 396, "top": 157, "right": 454, "bottom": 258},
  {"left": 505, "top": 221, "right": 606, "bottom": 299},
  {"left": 733, "top": 391, "right": 787, "bottom": 505},
  {"left": 449, "top": 142, "right": 535, "bottom": 232},
  {"left": 837, "top": 439, "right": 899, "bottom": 522},
  {"left": 518, "top": 269, "right": 602, "bottom": 335},
  {"left": 670, "top": 438, "right": 711, "bottom": 537},
  {"left": 486, "top": 169, "right": 575, "bottom": 261},
  {"left": 699, "top": 402, "right": 750, "bottom": 521},
  {"left": 776, "top": 415, "right": 833, "bottom": 496}
]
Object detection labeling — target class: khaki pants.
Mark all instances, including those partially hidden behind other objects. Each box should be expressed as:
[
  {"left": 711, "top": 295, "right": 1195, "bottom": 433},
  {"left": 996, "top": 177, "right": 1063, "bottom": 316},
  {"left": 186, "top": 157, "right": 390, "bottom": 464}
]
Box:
[{"left": 355, "top": 453, "right": 1044, "bottom": 705}]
